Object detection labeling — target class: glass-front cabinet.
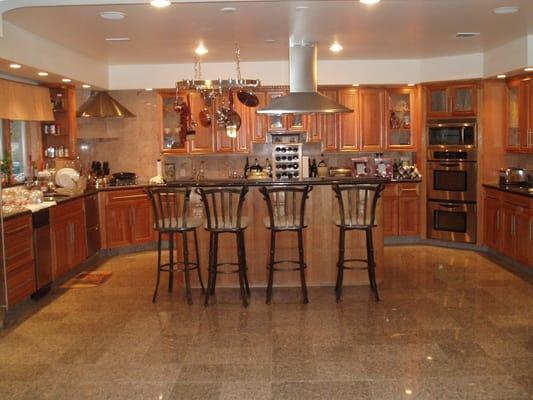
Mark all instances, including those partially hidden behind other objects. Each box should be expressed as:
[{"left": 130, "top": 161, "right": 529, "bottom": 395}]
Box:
[
  {"left": 386, "top": 88, "right": 415, "bottom": 149},
  {"left": 159, "top": 92, "right": 187, "bottom": 153},
  {"left": 506, "top": 81, "right": 521, "bottom": 150},
  {"left": 452, "top": 85, "right": 475, "bottom": 115},
  {"left": 428, "top": 87, "right": 448, "bottom": 117},
  {"left": 427, "top": 84, "right": 476, "bottom": 118}
]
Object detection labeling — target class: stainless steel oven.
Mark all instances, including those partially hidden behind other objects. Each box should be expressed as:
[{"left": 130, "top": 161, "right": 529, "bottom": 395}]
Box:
[
  {"left": 428, "top": 120, "right": 476, "bottom": 147},
  {"left": 428, "top": 201, "right": 476, "bottom": 243},
  {"left": 427, "top": 149, "right": 477, "bottom": 202}
]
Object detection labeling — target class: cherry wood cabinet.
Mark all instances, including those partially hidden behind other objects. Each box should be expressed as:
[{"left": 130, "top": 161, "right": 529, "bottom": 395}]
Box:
[
  {"left": 427, "top": 83, "right": 476, "bottom": 118},
  {"left": 214, "top": 94, "right": 251, "bottom": 153},
  {"left": 101, "top": 189, "right": 154, "bottom": 249},
  {"left": 359, "top": 88, "right": 385, "bottom": 151},
  {"left": 383, "top": 183, "right": 420, "bottom": 237},
  {"left": 505, "top": 77, "right": 533, "bottom": 153},
  {"left": 386, "top": 88, "right": 416, "bottom": 150},
  {"left": 338, "top": 88, "right": 359, "bottom": 151},
  {"left": 50, "top": 198, "right": 88, "bottom": 280},
  {"left": 310, "top": 89, "right": 338, "bottom": 146},
  {"left": 483, "top": 187, "right": 532, "bottom": 268},
  {"left": 1, "top": 214, "right": 36, "bottom": 307}
]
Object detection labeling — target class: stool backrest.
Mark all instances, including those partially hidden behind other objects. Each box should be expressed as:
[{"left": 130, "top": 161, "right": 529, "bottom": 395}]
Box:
[
  {"left": 333, "top": 183, "right": 384, "bottom": 227},
  {"left": 195, "top": 186, "right": 248, "bottom": 230},
  {"left": 260, "top": 185, "right": 313, "bottom": 229},
  {"left": 147, "top": 187, "right": 192, "bottom": 231}
]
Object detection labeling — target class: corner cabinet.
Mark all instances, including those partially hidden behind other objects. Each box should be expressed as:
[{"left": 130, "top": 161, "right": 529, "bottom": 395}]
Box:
[
  {"left": 505, "top": 77, "right": 533, "bottom": 153},
  {"left": 427, "top": 84, "right": 476, "bottom": 118}
]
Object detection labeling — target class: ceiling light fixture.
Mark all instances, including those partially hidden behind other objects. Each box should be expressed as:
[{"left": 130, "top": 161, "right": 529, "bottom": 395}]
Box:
[
  {"left": 100, "top": 11, "right": 126, "bottom": 20},
  {"left": 360, "top": 0, "right": 381, "bottom": 5},
  {"left": 329, "top": 42, "right": 343, "bottom": 53},
  {"left": 82, "top": 84, "right": 91, "bottom": 88},
  {"left": 455, "top": 32, "right": 481, "bottom": 38},
  {"left": 195, "top": 43, "right": 208, "bottom": 56},
  {"left": 407, "top": 83, "right": 415, "bottom": 87},
  {"left": 220, "top": 7, "right": 237, "bottom": 13},
  {"left": 105, "top": 37, "right": 131, "bottom": 42},
  {"left": 497, "top": 74, "right": 506, "bottom": 79},
  {"left": 62, "top": 78, "right": 72, "bottom": 83},
  {"left": 150, "top": 0, "right": 171, "bottom": 8},
  {"left": 352, "top": 83, "right": 360, "bottom": 87},
  {"left": 493, "top": 6, "right": 520, "bottom": 15},
  {"left": 525, "top": 67, "right": 533, "bottom": 72},
  {"left": 9, "top": 63, "right": 22, "bottom": 69},
  {"left": 145, "top": 88, "right": 153, "bottom": 91},
  {"left": 37, "top": 72, "right": 49, "bottom": 76}
]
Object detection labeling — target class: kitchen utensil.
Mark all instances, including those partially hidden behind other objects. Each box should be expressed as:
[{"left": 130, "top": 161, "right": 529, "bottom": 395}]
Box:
[
  {"left": 55, "top": 168, "right": 80, "bottom": 189},
  {"left": 237, "top": 89, "right": 259, "bottom": 107},
  {"left": 199, "top": 107, "right": 212, "bottom": 127}
]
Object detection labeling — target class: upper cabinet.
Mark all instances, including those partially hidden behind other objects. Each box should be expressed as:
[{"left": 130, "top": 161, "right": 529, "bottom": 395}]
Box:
[
  {"left": 41, "top": 85, "right": 77, "bottom": 160},
  {"left": 386, "top": 88, "right": 416, "bottom": 150},
  {"left": 506, "top": 77, "right": 533, "bottom": 153},
  {"left": 427, "top": 83, "right": 476, "bottom": 118},
  {"left": 338, "top": 88, "right": 360, "bottom": 151},
  {"left": 359, "top": 88, "right": 385, "bottom": 152}
]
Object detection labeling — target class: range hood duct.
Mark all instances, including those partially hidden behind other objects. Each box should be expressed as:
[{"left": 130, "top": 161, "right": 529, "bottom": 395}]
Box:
[
  {"left": 257, "top": 43, "right": 352, "bottom": 115},
  {"left": 77, "top": 91, "right": 135, "bottom": 118}
]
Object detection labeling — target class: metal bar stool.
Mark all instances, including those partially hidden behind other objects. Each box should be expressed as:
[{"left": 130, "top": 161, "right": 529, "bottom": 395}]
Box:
[
  {"left": 332, "top": 183, "right": 384, "bottom": 302},
  {"left": 196, "top": 186, "right": 250, "bottom": 307},
  {"left": 259, "top": 185, "right": 313, "bottom": 304},
  {"left": 147, "top": 187, "right": 205, "bottom": 304}
]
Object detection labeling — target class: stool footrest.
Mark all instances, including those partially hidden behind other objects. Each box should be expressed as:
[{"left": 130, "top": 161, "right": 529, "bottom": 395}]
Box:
[
  {"left": 159, "top": 261, "right": 199, "bottom": 273},
  {"left": 269, "top": 259, "right": 307, "bottom": 272},
  {"left": 210, "top": 262, "right": 248, "bottom": 275}
]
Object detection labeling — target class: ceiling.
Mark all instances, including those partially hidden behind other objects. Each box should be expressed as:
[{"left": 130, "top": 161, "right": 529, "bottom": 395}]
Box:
[{"left": 3, "top": 0, "right": 533, "bottom": 65}]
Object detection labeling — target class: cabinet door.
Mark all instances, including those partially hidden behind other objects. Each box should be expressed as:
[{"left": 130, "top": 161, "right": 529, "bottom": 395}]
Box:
[
  {"left": 484, "top": 195, "right": 503, "bottom": 251},
  {"left": 71, "top": 213, "right": 88, "bottom": 266},
  {"left": 266, "top": 90, "right": 288, "bottom": 131},
  {"left": 359, "top": 88, "right": 385, "bottom": 151},
  {"left": 233, "top": 95, "right": 251, "bottom": 153},
  {"left": 214, "top": 125, "right": 234, "bottom": 153},
  {"left": 451, "top": 85, "right": 476, "bottom": 116},
  {"left": 51, "top": 219, "right": 71, "bottom": 279},
  {"left": 387, "top": 88, "right": 415, "bottom": 149},
  {"left": 502, "top": 207, "right": 516, "bottom": 259},
  {"left": 427, "top": 87, "right": 449, "bottom": 117},
  {"left": 105, "top": 204, "right": 132, "bottom": 248},
  {"left": 131, "top": 201, "right": 154, "bottom": 244},
  {"left": 515, "top": 211, "right": 531, "bottom": 266},
  {"left": 253, "top": 91, "right": 268, "bottom": 143},
  {"left": 188, "top": 92, "right": 213, "bottom": 154},
  {"left": 159, "top": 92, "right": 188, "bottom": 154},
  {"left": 316, "top": 90, "right": 339, "bottom": 149},
  {"left": 506, "top": 81, "right": 521, "bottom": 151},
  {"left": 523, "top": 81, "right": 533, "bottom": 152},
  {"left": 382, "top": 190, "right": 399, "bottom": 237},
  {"left": 338, "top": 89, "right": 359, "bottom": 151},
  {"left": 398, "top": 184, "right": 420, "bottom": 236}
]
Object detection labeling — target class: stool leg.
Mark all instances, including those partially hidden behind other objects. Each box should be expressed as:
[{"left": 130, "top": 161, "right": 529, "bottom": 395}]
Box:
[
  {"left": 210, "top": 232, "right": 219, "bottom": 296},
  {"left": 240, "top": 231, "right": 251, "bottom": 297},
  {"left": 266, "top": 230, "right": 276, "bottom": 304},
  {"left": 366, "top": 229, "right": 379, "bottom": 302},
  {"left": 205, "top": 232, "right": 215, "bottom": 306},
  {"left": 297, "top": 230, "right": 309, "bottom": 304},
  {"left": 168, "top": 232, "right": 174, "bottom": 293},
  {"left": 152, "top": 232, "right": 162, "bottom": 303},
  {"left": 336, "top": 227, "right": 346, "bottom": 303},
  {"left": 182, "top": 231, "right": 193, "bottom": 305},
  {"left": 193, "top": 229, "right": 205, "bottom": 294},
  {"left": 236, "top": 231, "right": 249, "bottom": 308}
]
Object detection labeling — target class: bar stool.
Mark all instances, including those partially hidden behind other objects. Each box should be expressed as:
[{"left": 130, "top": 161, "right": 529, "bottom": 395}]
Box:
[
  {"left": 196, "top": 186, "right": 250, "bottom": 307},
  {"left": 147, "top": 187, "right": 205, "bottom": 305},
  {"left": 259, "top": 185, "right": 313, "bottom": 304},
  {"left": 332, "top": 183, "right": 385, "bottom": 302}
]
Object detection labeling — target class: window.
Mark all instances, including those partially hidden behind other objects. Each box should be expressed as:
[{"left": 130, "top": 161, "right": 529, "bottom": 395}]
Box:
[{"left": 1, "top": 119, "right": 29, "bottom": 184}]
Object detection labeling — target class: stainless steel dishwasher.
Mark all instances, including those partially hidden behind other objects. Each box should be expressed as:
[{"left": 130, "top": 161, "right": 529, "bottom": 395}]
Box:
[{"left": 32, "top": 208, "right": 53, "bottom": 299}]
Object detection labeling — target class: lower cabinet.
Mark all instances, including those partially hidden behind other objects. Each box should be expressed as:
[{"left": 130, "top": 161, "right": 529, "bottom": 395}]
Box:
[
  {"left": 383, "top": 183, "right": 420, "bottom": 237},
  {"left": 50, "top": 198, "right": 88, "bottom": 280},
  {"left": 484, "top": 188, "right": 532, "bottom": 267},
  {"left": 101, "top": 189, "right": 154, "bottom": 249},
  {"left": 1, "top": 213, "right": 36, "bottom": 306}
]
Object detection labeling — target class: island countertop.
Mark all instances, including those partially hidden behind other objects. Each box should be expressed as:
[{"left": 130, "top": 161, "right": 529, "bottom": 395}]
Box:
[{"left": 166, "top": 176, "right": 390, "bottom": 187}]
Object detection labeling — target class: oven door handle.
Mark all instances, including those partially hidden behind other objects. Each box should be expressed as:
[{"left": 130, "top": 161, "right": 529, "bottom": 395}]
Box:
[{"left": 438, "top": 203, "right": 462, "bottom": 208}]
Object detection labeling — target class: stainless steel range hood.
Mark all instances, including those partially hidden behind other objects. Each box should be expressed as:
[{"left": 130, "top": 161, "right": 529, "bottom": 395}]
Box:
[
  {"left": 77, "top": 91, "right": 135, "bottom": 118},
  {"left": 257, "top": 43, "right": 352, "bottom": 115}
]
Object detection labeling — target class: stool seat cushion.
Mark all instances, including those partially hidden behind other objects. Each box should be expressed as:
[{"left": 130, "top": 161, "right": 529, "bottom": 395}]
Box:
[
  {"left": 157, "top": 217, "right": 202, "bottom": 230},
  {"left": 263, "top": 216, "right": 307, "bottom": 229},
  {"left": 205, "top": 216, "right": 249, "bottom": 230}
]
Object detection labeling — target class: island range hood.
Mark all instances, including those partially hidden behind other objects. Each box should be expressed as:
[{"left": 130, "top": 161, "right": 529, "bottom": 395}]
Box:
[
  {"left": 257, "top": 43, "right": 353, "bottom": 115},
  {"left": 77, "top": 91, "right": 135, "bottom": 118}
]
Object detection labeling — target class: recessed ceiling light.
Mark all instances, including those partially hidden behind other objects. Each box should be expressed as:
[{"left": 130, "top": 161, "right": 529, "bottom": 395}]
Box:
[
  {"left": 82, "top": 84, "right": 91, "bottom": 88},
  {"left": 195, "top": 43, "right": 208, "bottom": 56},
  {"left": 525, "top": 67, "right": 533, "bottom": 72},
  {"left": 455, "top": 32, "right": 481, "bottom": 38},
  {"left": 9, "top": 63, "right": 22, "bottom": 69},
  {"left": 493, "top": 6, "right": 520, "bottom": 15},
  {"left": 497, "top": 74, "right": 506, "bottom": 79},
  {"left": 405, "top": 389, "right": 413, "bottom": 395},
  {"left": 220, "top": 7, "right": 237, "bottom": 13},
  {"left": 329, "top": 42, "right": 343, "bottom": 53},
  {"left": 105, "top": 37, "right": 131, "bottom": 42},
  {"left": 150, "top": 0, "right": 171, "bottom": 8},
  {"left": 62, "top": 78, "right": 72, "bottom": 83},
  {"left": 145, "top": 88, "right": 153, "bottom": 91},
  {"left": 100, "top": 11, "right": 126, "bottom": 20},
  {"left": 352, "top": 83, "right": 360, "bottom": 87},
  {"left": 264, "top": 38, "right": 275, "bottom": 43},
  {"left": 295, "top": 6, "right": 310, "bottom": 11},
  {"left": 360, "top": 0, "right": 381, "bottom": 4},
  {"left": 407, "top": 83, "right": 415, "bottom": 87},
  {"left": 37, "top": 71, "right": 49, "bottom": 77}
]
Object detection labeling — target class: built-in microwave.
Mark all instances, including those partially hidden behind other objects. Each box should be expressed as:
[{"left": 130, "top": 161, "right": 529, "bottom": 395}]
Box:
[{"left": 428, "top": 120, "right": 476, "bottom": 148}]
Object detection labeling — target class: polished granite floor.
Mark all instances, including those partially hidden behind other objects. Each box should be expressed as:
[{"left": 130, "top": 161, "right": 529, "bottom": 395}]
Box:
[{"left": 1, "top": 245, "right": 532, "bottom": 400}]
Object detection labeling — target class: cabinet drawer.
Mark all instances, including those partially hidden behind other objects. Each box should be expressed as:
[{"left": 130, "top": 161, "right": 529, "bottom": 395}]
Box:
[
  {"left": 104, "top": 189, "right": 149, "bottom": 205},
  {"left": 485, "top": 188, "right": 502, "bottom": 201},
  {"left": 503, "top": 193, "right": 530, "bottom": 210},
  {"left": 7, "top": 260, "right": 36, "bottom": 305},
  {"left": 398, "top": 183, "right": 419, "bottom": 197},
  {"left": 50, "top": 198, "right": 85, "bottom": 221}
]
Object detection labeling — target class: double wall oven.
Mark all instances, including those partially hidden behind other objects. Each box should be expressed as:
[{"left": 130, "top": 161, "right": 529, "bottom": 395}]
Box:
[{"left": 426, "top": 120, "right": 477, "bottom": 244}]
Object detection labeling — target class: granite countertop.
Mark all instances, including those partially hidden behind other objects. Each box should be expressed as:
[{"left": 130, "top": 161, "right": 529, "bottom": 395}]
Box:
[
  {"left": 483, "top": 183, "right": 533, "bottom": 199},
  {"left": 166, "top": 176, "right": 391, "bottom": 187}
]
